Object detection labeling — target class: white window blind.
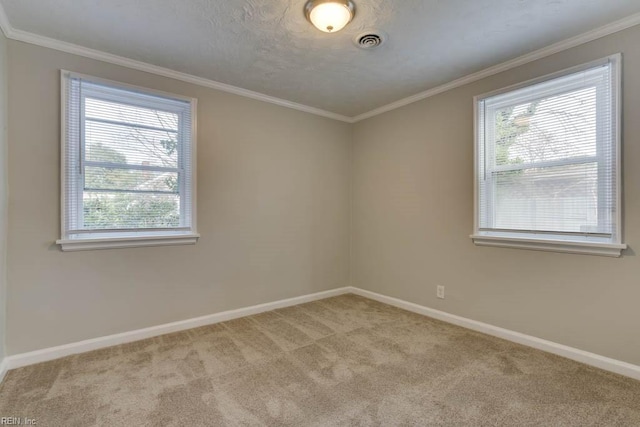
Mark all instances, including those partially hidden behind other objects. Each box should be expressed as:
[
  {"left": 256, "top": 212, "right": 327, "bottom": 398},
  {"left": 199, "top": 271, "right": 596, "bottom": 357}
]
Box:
[
  {"left": 59, "top": 71, "right": 198, "bottom": 250},
  {"left": 473, "top": 55, "right": 624, "bottom": 256}
]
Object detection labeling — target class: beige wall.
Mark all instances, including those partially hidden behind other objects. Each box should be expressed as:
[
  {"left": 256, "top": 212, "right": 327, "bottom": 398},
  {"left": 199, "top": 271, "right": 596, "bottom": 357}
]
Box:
[
  {"left": 0, "top": 32, "right": 7, "bottom": 359},
  {"left": 352, "top": 25, "right": 640, "bottom": 366},
  {"left": 6, "top": 24, "right": 640, "bottom": 365},
  {"left": 6, "top": 41, "right": 351, "bottom": 354}
]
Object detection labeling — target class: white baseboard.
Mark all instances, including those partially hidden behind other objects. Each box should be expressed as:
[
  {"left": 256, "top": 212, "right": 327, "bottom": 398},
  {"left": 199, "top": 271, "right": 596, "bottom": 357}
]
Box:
[
  {"left": 4, "top": 286, "right": 640, "bottom": 382},
  {"left": 349, "top": 287, "right": 640, "bottom": 381},
  {"left": 4, "top": 287, "right": 351, "bottom": 371},
  {"left": 0, "top": 358, "right": 7, "bottom": 383}
]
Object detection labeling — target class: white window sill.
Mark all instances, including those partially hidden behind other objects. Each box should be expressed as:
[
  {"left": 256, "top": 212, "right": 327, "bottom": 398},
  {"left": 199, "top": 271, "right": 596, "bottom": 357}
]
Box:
[
  {"left": 470, "top": 234, "right": 626, "bottom": 257},
  {"left": 56, "top": 233, "right": 200, "bottom": 252}
]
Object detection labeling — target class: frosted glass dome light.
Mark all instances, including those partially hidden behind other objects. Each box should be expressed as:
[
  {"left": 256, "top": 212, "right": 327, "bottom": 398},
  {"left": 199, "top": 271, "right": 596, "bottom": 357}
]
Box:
[{"left": 305, "top": 0, "right": 356, "bottom": 33}]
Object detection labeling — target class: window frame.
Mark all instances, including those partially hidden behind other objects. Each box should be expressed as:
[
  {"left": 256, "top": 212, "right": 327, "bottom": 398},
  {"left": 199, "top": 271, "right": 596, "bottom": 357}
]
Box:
[
  {"left": 57, "top": 71, "right": 199, "bottom": 251},
  {"left": 471, "top": 54, "right": 626, "bottom": 257}
]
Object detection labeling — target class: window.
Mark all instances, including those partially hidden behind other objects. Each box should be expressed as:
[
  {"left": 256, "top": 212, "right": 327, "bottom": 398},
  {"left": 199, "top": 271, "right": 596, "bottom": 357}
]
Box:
[
  {"left": 57, "top": 71, "right": 198, "bottom": 251},
  {"left": 472, "top": 55, "right": 625, "bottom": 257}
]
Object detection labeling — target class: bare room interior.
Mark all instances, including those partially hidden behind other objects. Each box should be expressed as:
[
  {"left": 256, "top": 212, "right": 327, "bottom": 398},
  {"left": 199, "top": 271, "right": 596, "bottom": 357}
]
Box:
[{"left": 0, "top": 1, "right": 639, "bottom": 425}]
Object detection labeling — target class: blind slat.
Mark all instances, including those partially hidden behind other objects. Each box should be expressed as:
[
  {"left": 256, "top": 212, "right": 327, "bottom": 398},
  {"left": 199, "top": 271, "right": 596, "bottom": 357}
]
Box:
[
  {"left": 477, "top": 58, "right": 618, "bottom": 241},
  {"left": 63, "top": 73, "right": 194, "bottom": 236}
]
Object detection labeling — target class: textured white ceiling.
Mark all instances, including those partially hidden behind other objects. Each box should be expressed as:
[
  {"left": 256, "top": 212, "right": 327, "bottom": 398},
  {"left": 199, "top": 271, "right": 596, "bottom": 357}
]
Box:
[{"left": 2, "top": 0, "right": 640, "bottom": 117}]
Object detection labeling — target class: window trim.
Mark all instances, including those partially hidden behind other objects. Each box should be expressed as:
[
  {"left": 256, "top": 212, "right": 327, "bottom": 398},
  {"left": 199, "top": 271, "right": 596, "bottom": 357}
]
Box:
[
  {"left": 471, "top": 54, "right": 626, "bottom": 257},
  {"left": 57, "top": 70, "right": 199, "bottom": 251}
]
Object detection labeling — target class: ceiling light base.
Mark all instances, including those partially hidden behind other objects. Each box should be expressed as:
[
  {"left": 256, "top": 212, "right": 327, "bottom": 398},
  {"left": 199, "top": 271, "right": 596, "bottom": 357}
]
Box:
[{"left": 304, "top": 0, "right": 356, "bottom": 33}]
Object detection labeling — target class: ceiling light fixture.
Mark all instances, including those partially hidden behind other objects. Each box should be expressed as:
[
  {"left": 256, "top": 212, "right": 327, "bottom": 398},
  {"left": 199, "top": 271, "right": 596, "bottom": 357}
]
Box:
[{"left": 304, "top": 0, "right": 356, "bottom": 33}]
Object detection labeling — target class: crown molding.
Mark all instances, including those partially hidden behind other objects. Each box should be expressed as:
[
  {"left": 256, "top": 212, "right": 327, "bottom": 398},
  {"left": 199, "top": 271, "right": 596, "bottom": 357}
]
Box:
[
  {"left": 351, "top": 12, "right": 640, "bottom": 122},
  {"left": 1, "top": 3, "right": 639, "bottom": 124},
  {"left": 0, "top": 3, "right": 353, "bottom": 123}
]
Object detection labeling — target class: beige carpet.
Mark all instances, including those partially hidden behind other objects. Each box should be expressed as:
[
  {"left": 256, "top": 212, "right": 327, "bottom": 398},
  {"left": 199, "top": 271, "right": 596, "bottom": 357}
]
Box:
[{"left": 1, "top": 294, "right": 639, "bottom": 426}]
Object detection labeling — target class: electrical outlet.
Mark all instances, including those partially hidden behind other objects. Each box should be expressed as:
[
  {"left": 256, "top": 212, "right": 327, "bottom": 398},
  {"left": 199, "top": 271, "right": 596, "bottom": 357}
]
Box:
[{"left": 437, "top": 285, "right": 445, "bottom": 299}]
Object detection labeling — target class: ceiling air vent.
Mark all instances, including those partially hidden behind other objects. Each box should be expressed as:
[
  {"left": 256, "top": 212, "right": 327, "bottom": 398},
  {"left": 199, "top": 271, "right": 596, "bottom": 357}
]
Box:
[{"left": 354, "top": 31, "right": 386, "bottom": 50}]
